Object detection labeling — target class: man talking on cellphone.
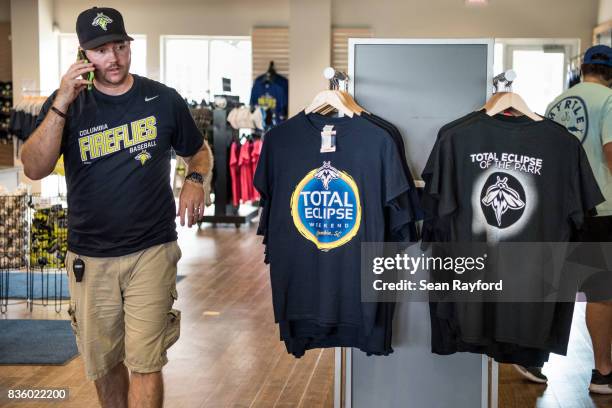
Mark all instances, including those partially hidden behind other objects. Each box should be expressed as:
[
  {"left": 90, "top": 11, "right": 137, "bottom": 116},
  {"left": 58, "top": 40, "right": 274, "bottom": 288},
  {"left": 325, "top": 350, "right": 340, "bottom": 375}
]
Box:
[{"left": 20, "top": 7, "right": 211, "bottom": 408}]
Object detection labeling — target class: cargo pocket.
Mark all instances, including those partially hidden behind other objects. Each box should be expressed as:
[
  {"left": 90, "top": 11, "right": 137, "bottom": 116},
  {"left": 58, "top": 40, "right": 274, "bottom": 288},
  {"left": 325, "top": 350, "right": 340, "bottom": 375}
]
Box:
[
  {"left": 163, "top": 288, "right": 181, "bottom": 351},
  {"left": 165, "top": 242, "right": 182, "bottom": 265},
  {"left": 175, "top": 243, "right": 182, "bottom": 263}
]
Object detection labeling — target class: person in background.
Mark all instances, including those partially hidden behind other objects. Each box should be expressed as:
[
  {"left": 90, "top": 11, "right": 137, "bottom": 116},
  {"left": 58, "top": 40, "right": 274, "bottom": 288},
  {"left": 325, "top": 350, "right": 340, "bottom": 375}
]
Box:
[
  {"left": 514, "top": 44, "right": 612, "bottom": 395},
  {"left": 20, "top": 7, "right": 211, "bottom": 408}
]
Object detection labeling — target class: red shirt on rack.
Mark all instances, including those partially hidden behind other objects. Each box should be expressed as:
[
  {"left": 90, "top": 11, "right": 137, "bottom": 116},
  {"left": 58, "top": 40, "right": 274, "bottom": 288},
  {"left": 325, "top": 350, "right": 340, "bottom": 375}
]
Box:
[
  {"left": 239, "top": 141, "right": 254, "bottom": 203},
  {"left": 229, "top": 141, "right": 241, "bottom": 207},
  {"left": 250, "top": 139, "right": 263, "bottom": 201}
]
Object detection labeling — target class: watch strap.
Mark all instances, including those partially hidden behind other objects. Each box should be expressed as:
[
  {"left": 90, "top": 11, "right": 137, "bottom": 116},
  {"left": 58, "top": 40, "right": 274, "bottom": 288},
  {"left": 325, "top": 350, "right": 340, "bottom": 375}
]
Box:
[{"left": 185, "top": 172, "right": 204, "bottom": 184}]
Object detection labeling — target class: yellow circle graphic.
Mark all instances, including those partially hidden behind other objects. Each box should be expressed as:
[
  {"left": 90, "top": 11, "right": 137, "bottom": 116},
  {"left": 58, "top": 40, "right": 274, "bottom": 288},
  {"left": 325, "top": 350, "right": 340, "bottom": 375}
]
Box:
[{"left": 290, "top": 165, "right": 362, "bottom": 251}]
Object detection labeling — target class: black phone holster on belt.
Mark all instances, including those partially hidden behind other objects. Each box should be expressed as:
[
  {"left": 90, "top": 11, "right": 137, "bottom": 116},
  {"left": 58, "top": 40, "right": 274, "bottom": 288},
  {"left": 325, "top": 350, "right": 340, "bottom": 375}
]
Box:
[{"left": 73, "top": 257, "right": 85, "bottom": 282}]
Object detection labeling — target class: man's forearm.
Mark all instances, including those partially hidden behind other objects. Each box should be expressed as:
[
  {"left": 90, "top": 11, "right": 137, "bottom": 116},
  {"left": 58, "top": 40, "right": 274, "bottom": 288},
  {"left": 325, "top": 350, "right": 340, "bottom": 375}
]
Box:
[
  {"left": 604, "top": 142, "right": 612, "bottom": 174},
  {"left": 184, "top": 142, "right": 213, "bottom": 175},
  {"left": 21, "top": 109, "right": 65, "bottom": 180}
]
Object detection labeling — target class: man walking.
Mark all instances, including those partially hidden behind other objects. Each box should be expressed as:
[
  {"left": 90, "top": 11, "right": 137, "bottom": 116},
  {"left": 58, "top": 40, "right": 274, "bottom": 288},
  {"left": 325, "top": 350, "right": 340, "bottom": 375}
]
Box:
[
  {"left": 516, "top": 45, "right": 612, "bottom": 394},
  {"left": 20, "top": 7, "right": 211, "bottom": 407}
]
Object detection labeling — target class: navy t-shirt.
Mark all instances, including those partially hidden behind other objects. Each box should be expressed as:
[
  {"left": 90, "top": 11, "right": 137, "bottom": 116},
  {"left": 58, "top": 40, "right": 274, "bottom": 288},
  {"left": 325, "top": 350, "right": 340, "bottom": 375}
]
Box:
[
  {"left": 254, "top": 111, "right": 410, "bottom": 330},
  {"left": 36, "top": 75, "right": 204, "bottom": 257},
  {"left": 249, "top": 76, "right": 288, "bottom": 125}
]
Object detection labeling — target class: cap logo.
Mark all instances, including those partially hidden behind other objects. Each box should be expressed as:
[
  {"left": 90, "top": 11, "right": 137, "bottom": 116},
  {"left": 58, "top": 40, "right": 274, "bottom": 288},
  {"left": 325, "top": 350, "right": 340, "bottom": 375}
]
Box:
[{"left": 92, "top": 12, "right": 113, "bottom": 31}]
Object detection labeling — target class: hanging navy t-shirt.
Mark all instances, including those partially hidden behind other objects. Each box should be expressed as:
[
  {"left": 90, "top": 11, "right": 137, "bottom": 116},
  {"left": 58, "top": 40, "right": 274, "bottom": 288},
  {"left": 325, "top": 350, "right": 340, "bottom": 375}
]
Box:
[
  {"left": 35, "top": 75, "right": 204, "bottom": 257},
  {"left": 249, "top": 76, "right": 288, "bottom": 126},
  {"left": 254, "top": 111, "right": 410, "bottom": 332}
]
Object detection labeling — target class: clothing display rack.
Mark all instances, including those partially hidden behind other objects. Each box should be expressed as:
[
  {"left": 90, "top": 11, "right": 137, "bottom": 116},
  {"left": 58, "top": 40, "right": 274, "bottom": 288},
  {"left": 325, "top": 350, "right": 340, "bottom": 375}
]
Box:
[
  {"left": 9, "top": 93, "right": 49, "bottom": 160},
  {"left": 0, "top": 193, "right": 28, "bottom": 313},
  {"left": 567, "top": 53, "right": 584, "bottom": 88},
  {"left": 28, "top": 196, "right": 68, "bottom": 313},
  {"left": 0, "top": 192, "right": 68, "bottom": 314},
  {"left": 198, "top": 104, "right": 258, "bottom": 227},
  {"left": 341, "top": 38, "right": 496, "bottom": 408}
]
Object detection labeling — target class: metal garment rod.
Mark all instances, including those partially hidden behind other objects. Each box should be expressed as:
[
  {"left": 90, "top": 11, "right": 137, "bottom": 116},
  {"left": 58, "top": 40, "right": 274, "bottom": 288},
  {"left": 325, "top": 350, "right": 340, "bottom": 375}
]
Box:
[
  {"left": 334, "top": 347, "right": 352, "bottom": 408},
  {"left": 345, "top": 348, "right": 352, "bottom": 407},
  {"left": 491, "top": 359, "right": 499, "bottom": 408},
  {"left": 482, "top": 357, "right": 500, "bottom": 408},
  {"left": 334, "top": 348, "right": 342, "bottom": 408},
  {"left": 324, "top": 67, "right": 348, "bottom": 91}
]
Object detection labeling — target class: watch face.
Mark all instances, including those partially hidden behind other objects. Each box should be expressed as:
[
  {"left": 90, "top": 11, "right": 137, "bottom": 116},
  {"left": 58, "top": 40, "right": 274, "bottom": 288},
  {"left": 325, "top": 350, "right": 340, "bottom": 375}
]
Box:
[{"left": 187, "top": 172, "right": 204, "bottom": 183}]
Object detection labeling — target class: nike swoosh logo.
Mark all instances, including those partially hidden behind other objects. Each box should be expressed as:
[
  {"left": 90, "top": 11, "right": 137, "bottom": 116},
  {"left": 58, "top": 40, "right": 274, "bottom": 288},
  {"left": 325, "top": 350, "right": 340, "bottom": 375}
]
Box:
[{"left": 145, "top": 95, "right": 159, "bottom": 102}]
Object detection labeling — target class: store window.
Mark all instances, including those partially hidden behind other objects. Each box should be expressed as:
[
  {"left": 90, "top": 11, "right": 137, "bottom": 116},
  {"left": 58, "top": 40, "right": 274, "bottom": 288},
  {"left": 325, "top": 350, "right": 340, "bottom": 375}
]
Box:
[
  {"left": 161, "top": 36, "right": 252, "bottom": 104},
  {"left": 58, "top": 33, "right": 147, "bottom": 83},
  {"left": 494, "top": 39, "right": 580, "bottom": 115}
]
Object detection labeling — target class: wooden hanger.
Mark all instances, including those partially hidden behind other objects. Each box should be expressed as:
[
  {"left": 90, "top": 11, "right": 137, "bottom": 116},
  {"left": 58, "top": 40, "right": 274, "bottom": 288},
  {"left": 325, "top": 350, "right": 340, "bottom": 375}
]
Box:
[
  {"left": 482, "top": 70, "right": 542, "bottom": 121},
  {"left": 482, "top": 92, "right": 542, "bottom": 121},
  {"left": 306, "top": 89, "right": 367, "bottom": 117},
  {"left": 304, "top": 67, "right": 368, "bottom": 117},
  {"left": 337, "top": 90, "right": 366, "bottom": 115},
  {"left": 305, "top": 90, "right": 354, "bottom": 117}
]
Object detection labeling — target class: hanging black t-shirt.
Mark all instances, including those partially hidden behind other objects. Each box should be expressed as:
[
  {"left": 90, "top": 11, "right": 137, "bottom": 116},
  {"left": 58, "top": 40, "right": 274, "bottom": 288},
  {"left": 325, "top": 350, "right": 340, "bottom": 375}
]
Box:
[
  {"left": 254, "top": 111, "right": 410, "bottom": 334},
  {"left": 422, "top": 111, "right": 604, "bottom": 359},
  {"left": 35, "top": 75, "right": 204, "bottom": 257},
  {"left": 423, "top": 111, "right": 602, "bottom": 242},
  {"left": 363, "top": 112, "right": 424, "bottom": 229}
]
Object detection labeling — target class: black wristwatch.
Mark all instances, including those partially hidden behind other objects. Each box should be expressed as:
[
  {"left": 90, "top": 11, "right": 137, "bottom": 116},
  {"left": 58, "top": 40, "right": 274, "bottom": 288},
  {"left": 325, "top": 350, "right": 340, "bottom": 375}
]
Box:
[{"left": 185, "top": 172, "right": 204, "bottom": 184}]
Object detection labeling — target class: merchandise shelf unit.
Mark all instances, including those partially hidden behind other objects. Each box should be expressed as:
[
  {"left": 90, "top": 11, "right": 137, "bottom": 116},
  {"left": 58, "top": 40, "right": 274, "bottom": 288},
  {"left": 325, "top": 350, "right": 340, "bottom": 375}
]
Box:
[{"left": 0, "top": 194, "right": 68, "bottom": 314}]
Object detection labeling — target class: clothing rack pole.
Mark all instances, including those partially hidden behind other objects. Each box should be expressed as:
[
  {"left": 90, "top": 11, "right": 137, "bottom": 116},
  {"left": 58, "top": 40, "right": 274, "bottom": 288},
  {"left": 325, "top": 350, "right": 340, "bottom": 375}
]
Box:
[
  {"left": 334, "top": 348, "right": 342, "bottom": 408},
  {"left": 325, "top": 65, "right": 351, "bottom": 408},
  {"left": 213, "top": 108, "right": 231, "bottom": 217}
]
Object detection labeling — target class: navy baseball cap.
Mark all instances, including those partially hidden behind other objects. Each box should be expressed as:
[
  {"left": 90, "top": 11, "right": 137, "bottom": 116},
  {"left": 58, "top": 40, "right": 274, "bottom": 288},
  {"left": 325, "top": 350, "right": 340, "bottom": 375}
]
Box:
[
  {"left": 76, "top": 7, "right": 134, "bottom": 50},
  {"left": 583, "top": 45, "right": 612, "bottom": 67}
]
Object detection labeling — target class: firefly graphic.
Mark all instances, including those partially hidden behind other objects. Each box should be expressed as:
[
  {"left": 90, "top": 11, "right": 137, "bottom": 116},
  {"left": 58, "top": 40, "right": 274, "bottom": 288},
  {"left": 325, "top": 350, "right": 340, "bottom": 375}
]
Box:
[
  {"left": 314, "top": 161, "right": 340, "bottom": 190},
  {"left": 92, "top": 13, "right": 113, "bottom": 31},
  {"left": 481, "top": 176, "right": 526, "bottom": 227},
  {"left": 134, "top": 150, "right": 152, "bottom": 166}
]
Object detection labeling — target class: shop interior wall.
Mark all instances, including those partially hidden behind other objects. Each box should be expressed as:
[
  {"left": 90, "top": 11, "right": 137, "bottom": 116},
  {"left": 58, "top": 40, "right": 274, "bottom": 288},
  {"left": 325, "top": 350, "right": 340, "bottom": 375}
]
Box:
[
  {"left": 48, "top": 0, "right": 598, "bottom": 113},
  {"left": 31, "top": 0, "right": 601, "bottom": 109},
  {"left": 600, "top": 0, "right": 612, "bottom": 23},
  {"left": 11, "top": 0, "right": 40, "bottom": 103},
  {"left": 0, "top": 0, "right": 11, "bottom": 82},
  {"left": 289, "top": 0, "right": 331, "bottom": 116},
  {"left": 39, "top": 0, "right": 58, "bottom": 95},
  {"left": 9, "top": 0, "right": 56, "bottom": 192},
  {"left": 333, "top": 0, "right": 597, "bottom": 53},
  {"left": 53, "top": 0, "right": 290, "bottom": 82},
  {"left": 0, "top": 0, "right": 12, "bottom": 168},
  {"left": 0, "top": 0, "right": 9, "bottom": 22}
]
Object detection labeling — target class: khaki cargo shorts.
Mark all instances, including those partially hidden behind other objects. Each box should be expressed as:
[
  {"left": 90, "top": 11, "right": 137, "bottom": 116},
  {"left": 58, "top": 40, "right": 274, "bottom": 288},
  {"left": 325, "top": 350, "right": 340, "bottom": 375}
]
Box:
[{"left": 65, "top": 241, "right": 182, "bottom": 381}]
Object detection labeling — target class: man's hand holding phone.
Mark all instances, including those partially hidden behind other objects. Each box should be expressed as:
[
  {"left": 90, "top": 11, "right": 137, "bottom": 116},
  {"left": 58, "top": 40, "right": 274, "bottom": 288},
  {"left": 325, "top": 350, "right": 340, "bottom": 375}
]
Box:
[{"left": 53, "top": 60, "right": 95, "bottom": 112}]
